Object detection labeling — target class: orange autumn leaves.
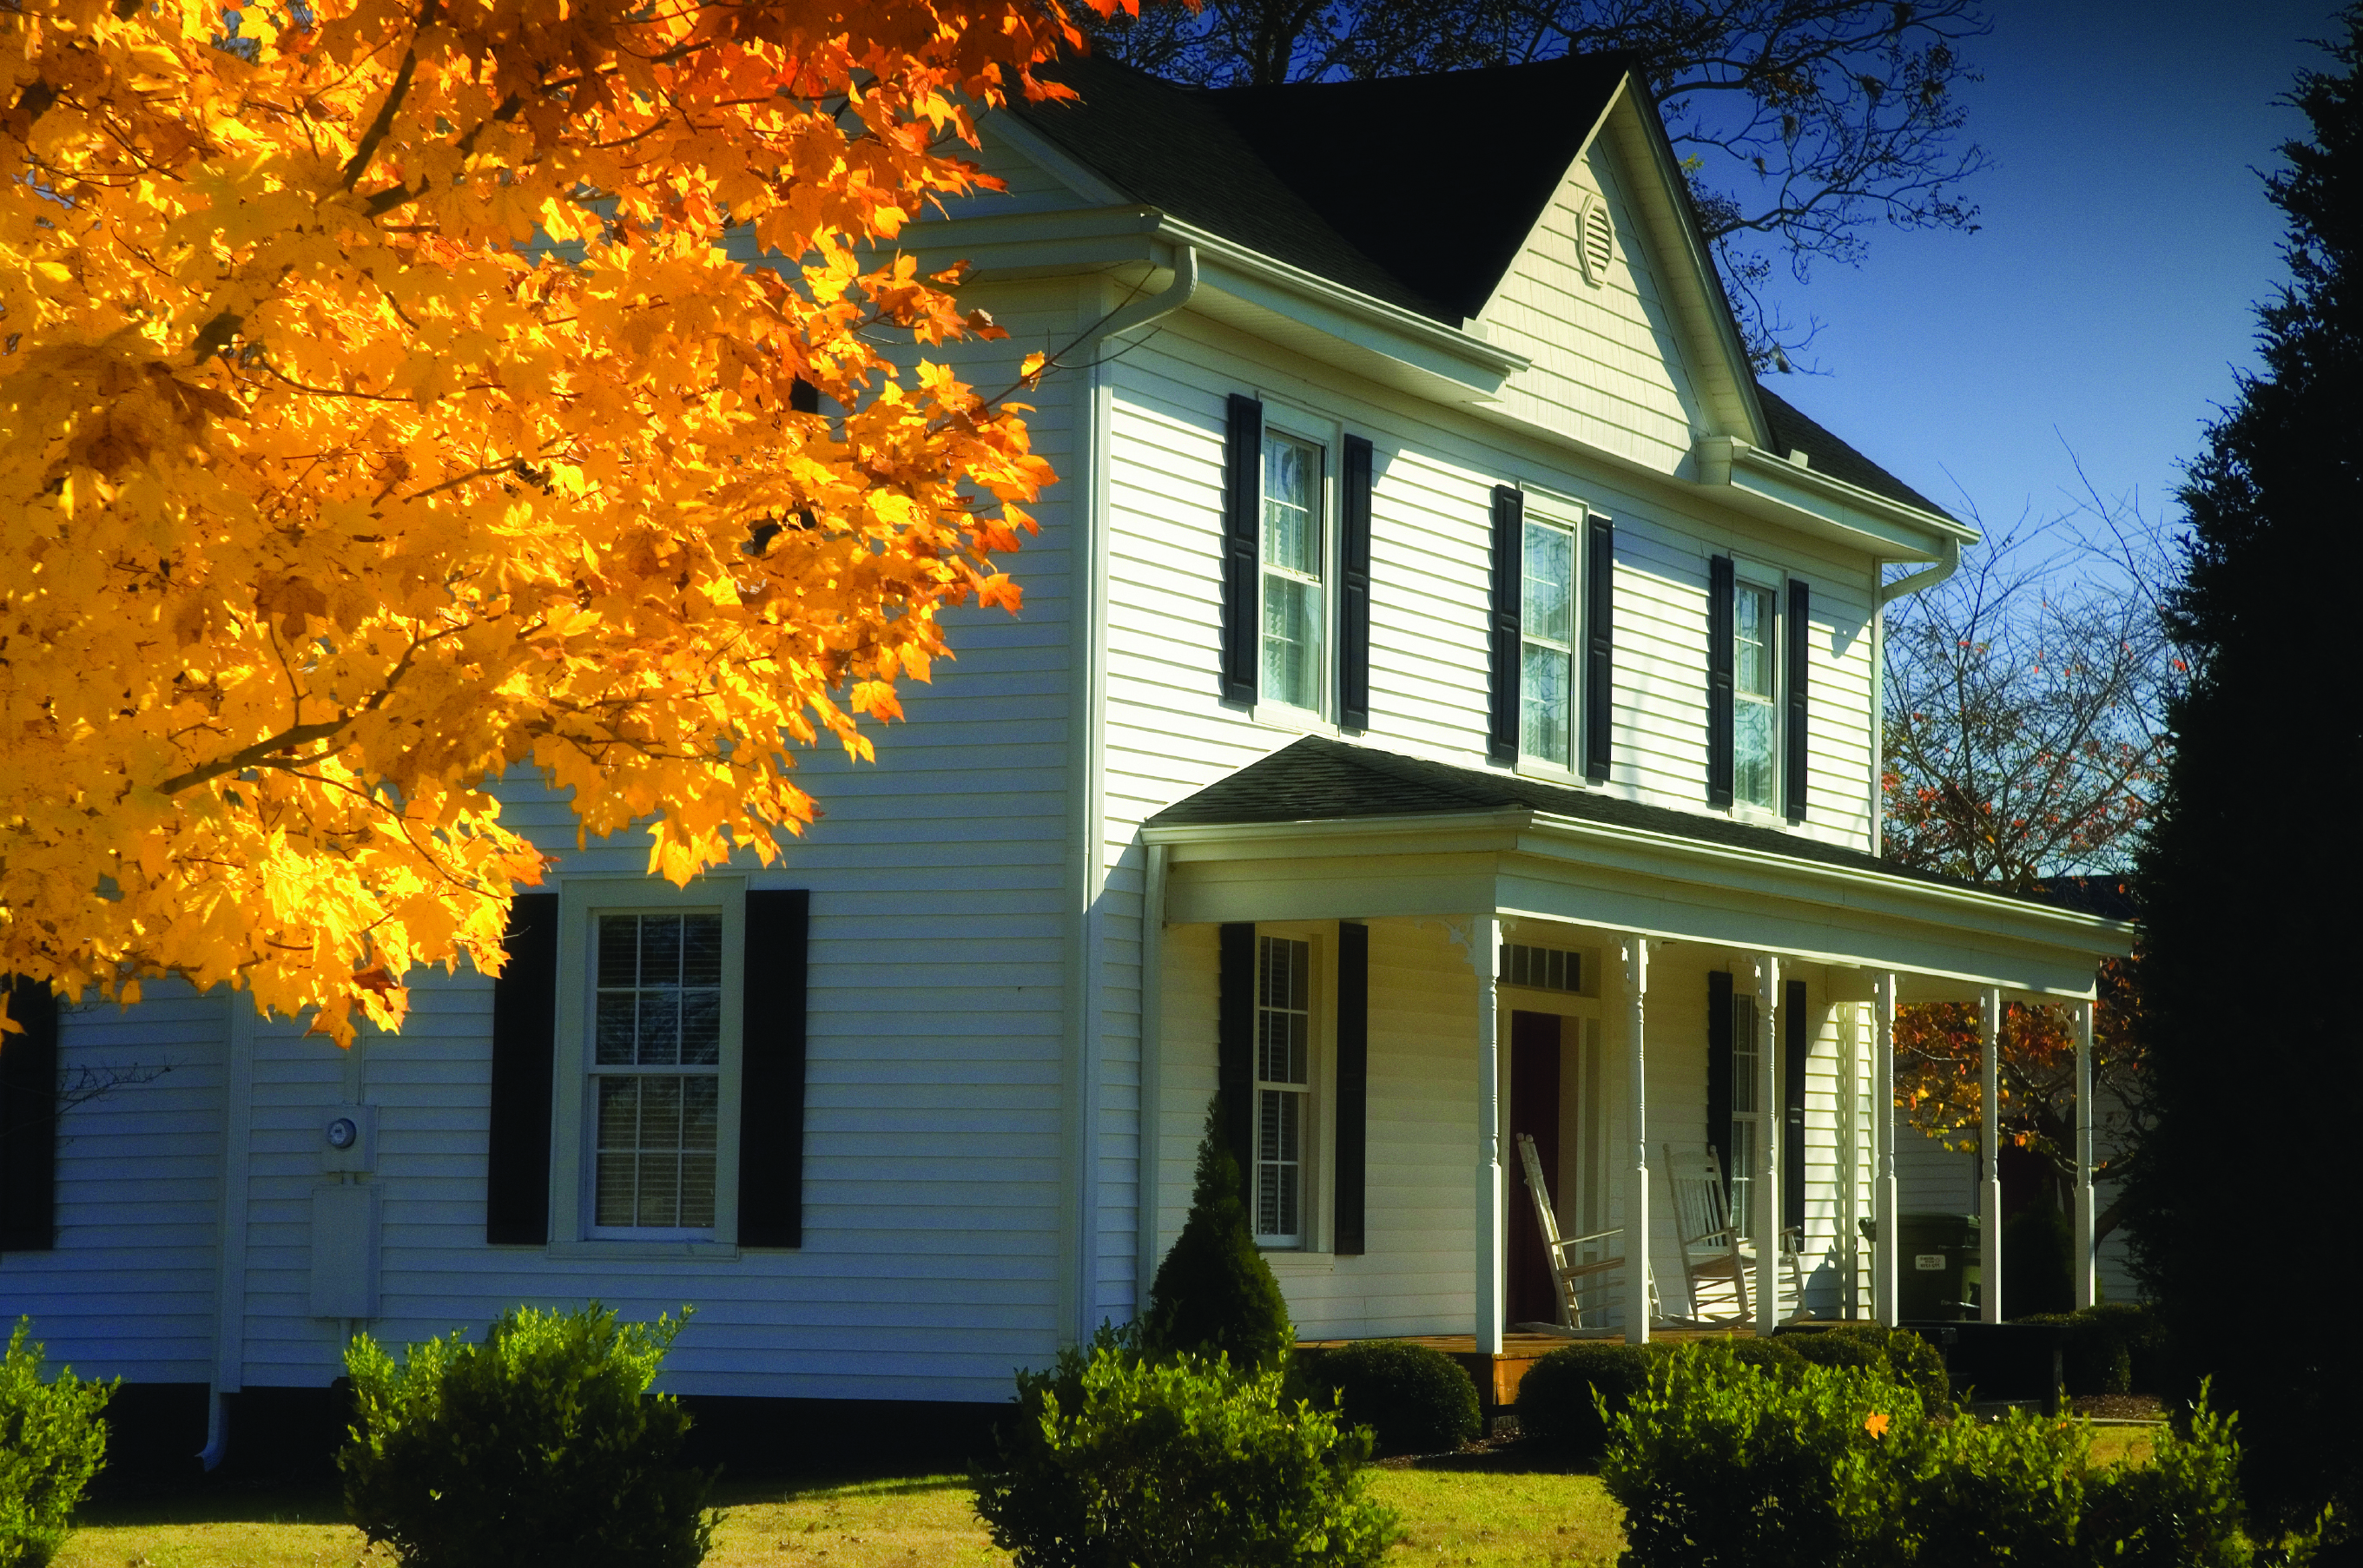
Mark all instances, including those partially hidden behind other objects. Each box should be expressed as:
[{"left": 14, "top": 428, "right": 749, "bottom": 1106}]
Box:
[{"left": 1, "top": 0, "right": 1122, "bottom": 1040}]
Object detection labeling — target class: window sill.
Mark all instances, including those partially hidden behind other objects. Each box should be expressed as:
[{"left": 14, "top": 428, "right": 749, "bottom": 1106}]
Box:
[
  {"left": 1728, "top": 803, "right": 1788, "bottom": 829},
  {"left": 1514, "top": 758, "right": 1587, "bottom": 787},
  {"left": 1251, "top": 702, "right": 1335, "bottom": 738},
  {"left": 546, "top": 1239, "right": 743, "bottom": 1262}
]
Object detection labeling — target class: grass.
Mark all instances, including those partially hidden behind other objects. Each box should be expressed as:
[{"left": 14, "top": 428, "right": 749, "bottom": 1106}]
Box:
[{"left": 50, "top": 1419, "right": 2162, "bottom": 1568}]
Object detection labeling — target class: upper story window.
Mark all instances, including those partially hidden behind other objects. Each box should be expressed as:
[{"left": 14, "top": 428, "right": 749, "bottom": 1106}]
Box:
[
  {"left": 1731, "top": 578, "right": 1778, "bottom": 810},
  {"left": 1520, "top": 517, "right": 1576, "bottom": 766},
  {"left": 1254, "top": 933, "right": 1313, "bottom": 1246},
  {"left": 1260, "top": 432, "right": 1326, "bottom": 712}
]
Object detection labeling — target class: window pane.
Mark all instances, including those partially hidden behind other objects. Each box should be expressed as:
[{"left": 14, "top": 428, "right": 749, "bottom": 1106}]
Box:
[
  {"left": 596, "top": 1152, "right": 637, "bottom": 1227},
  {"left": 1734, "top": 583, "right": 1773, "bottom": 699},
  {"left": 641, "top": 915, "right": 683, "bottom": 986},
  {"left": 681, "top": 915, "right": 723, "bottom": 987},
  {"left": 683, "top": 1076, "right": 720, "bottom": 1150},
  {"left": 1521, "top": 642, "right": 1570, "bottom": 763},
  {"left": 598, "top": 1076, "right": 639, "bottom": 1148},
  {"left": 1257, "top": 1087, "right": 1302, "bottom": 1240},
  {"left": 1262, "top": 437, "right": 1319, "bottom": 573},
  {"left": 1731, "top": 997, "right": 1759, "bottom": 1115},
  {"left": 637, "top": 990, "right": 681, "bottom": 1065},
  {"left": 1522, "top": 523, "right": 1574, "bottom": 646},
  {"left": 680, "top": 1154, "right": 716, "bottom": 1230},
  {"left": 597, "top": 916, "right": 639, "bottom": 987},
  {"left": 680, "top": 988, "right": 721, "bottom": 1066},
  {"left": 637, "top": 1150, "right": 680, "bottom": 1229},
  {"left": 1261, "top": 575, "right": 1321, "bottom": 709},
  {"left": 1733, "top": 698, "right": 1776, "bottom": 808},
  {"left": 595, "top": 992, "right": 637, "bottom": 1065}
]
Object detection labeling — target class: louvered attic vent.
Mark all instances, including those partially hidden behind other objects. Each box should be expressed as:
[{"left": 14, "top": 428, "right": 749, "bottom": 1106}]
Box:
[
  {"left": 1502, "top": 943, "right": 1581, "bottom": 993},
  {"left": 1576, "top": 194, "right": 1614, "bottom": 287}
]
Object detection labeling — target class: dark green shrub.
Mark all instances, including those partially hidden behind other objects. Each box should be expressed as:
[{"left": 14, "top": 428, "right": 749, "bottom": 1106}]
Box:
[
  {"left": 1776, "top": 1322, "right": 1950, "bottom": 1407},
  {"left": 1140, "top": 1098, "right": 1293, "bottom": 1376},
  {"left": 1904, "top": 1403, "right": 2089, "bottom": 1568},
  {"left": 974, "top": 1327, "right": 1397, "bottom": 1568},
  {"left": 1513, "top": 1341, "right": 1661, "bottom": 1458},
  {"left": 1719, "top": 1334, "right": 1805, "bottom": 1375},
  {"left": 2077, "top": 1386, "right": 2251, "bottom": 1568},
  {"left": 340, "top": 1304, "right": 715, "bottom": 1568},
  {"left": 0, "top": 1320, "right": 113, "bottom": 1568},
  {"left": 2082, "top": 1302, "right": 2167, "bottom": 1393},
  {"left": 1297, "top": 1341, "right": 1479, "bottom": 1457},
  {"left": 1601, "top": 1341, "right": 1914, "bottom": 1567}
]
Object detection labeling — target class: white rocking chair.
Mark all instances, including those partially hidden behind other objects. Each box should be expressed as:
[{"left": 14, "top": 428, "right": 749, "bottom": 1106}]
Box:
[
  {"left": 1515, "top": 1132, "right": 1632, "bottom": 1330},
  {"left": 1660, "top": 1142, "right": 1802, "bottom": 1326}
]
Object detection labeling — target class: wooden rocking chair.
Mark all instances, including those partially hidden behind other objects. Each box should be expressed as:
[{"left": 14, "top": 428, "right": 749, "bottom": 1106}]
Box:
[
  {"left": 1515, "top": 1132, "right": 1632, "bottom": 1330},
  {"left": 1660, "top": 1143, "right": 1801, "bottom": 1326}
]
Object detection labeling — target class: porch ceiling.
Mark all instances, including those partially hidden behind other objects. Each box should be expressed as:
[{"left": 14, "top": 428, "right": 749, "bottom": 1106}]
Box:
[{"left": 1143, "top": 757, "right": 2132, "bottom": 1000}]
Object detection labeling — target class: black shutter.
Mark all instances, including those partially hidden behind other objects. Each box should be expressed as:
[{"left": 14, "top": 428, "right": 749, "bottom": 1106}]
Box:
[
  {"left": 1488, "top": 485, "right": 1524, "bottom": 761},
  {"left": 1220, "top": 394, "right": 1264, "bottom": 704},
  {"left": 1217, "top": 923, "right": 1256, "bottom": 1174},
  {"left": 1785, "top": 578, "right": 1810, "bottom": 822},
  {"left": 1706, "top": 554, "right": 1735, "bottom": 807},
  {"left": 1583, "top": 515, "right": 1615, "bottom": 783},
  {"left": 738, "top": 889, "right": 810, "bottom": 1248},
  {"left": 1332, "top": 922, "right": 1369, "bottom": 1256},
  {"left": 1338, "top": 435, "right": 1374, "bottom": 730},
  {"left": 485, "top": 893, "right": 559, "bottom": 1245},
  {"left": 1783, "top": 978, "right": 1808, "bottom": 1235},
  {"left": 0, "top": 978, "right": 58, "bottom": 1252},
  {"left": 1705, "top": 970, "right": 1733, "bottom": 1200}
]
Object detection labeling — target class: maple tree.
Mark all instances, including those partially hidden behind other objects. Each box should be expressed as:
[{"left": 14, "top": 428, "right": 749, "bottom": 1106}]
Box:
[{"left": 1, "top": 0, "right": 1121, "bottom": 1043}]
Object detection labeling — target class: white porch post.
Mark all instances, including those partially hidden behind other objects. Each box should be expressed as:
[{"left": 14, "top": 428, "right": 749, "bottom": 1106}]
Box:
[
  {"left": 1622, "top": 937, "right": 1652, "bottom": 1345},
  {"left": 1475, "top": 916, "right": 1505, "bottom": 1355},
  {"left": 2073, "top": 997, "right": 2097, "bottom": 1309},
  {"left": 1980, "top": 986, "right": 2003, "bottom": 1324},
  {"left": 1872, "top": 973, "right": 1899, "bottom": 1325},
  {"left": 1754, "top": 952, "right": 1780, "bottom": 1335}
]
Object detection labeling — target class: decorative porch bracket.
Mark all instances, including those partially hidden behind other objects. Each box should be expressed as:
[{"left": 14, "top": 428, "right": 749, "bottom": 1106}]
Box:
[
  {"left": 1872, "top": 972, "right": 1899, "bottom": 1326},
  {"left": 1980, "top": 986, "right": 2003, "bottom": 1325},
  {"left": 2074, "top": 998, "right": 2097, "bottom": 1309},
  {"left": 1622, "top": 936, "right": 1651, "bottom": 1345}
]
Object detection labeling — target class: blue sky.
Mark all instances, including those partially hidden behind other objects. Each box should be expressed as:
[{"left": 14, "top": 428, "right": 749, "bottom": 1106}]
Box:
[{"left": 1752, "top": 2, "right": 2346, "bottom": 538}]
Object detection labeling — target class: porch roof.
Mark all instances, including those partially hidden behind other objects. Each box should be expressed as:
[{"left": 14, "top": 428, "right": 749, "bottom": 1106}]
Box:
[{"left": 1141, "top": 738, "right": 2134, "bottom": 998}]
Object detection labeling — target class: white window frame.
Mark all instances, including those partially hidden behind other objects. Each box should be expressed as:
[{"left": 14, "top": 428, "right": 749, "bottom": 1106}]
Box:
[
  {"left": 1729, "top": 559, "right": 1784, "bottom": 818},
  {"left": 1252, "top": 403, "right": 1341, "bottom": 731},
  {"left": 549, "top": 874, "right": 746, "bottom": 1255},
  {"left": 1515, "top": 494, "right": 1587, "bottom": 778},
  {"left": 1251, "top": 923, "right": 1328, "bottom": 1250}
]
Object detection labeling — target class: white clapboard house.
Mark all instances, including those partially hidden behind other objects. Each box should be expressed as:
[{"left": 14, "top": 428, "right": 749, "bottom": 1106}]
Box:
[{"left": 0, "top": 53, "right": 2135, "bottom": 1440}]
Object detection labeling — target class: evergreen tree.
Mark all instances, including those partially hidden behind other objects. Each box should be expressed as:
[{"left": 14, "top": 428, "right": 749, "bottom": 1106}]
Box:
[
  {"left": 2123, "top": 10, "right": 2362, "bottom": 1547},
  {"left": 1140, "top": 1098, "right": 1295, "bottom": 1375}
]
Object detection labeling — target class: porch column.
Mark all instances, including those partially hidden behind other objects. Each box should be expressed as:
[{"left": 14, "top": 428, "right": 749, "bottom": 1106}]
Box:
[
  {"left": 1474, "top": 915, "right": 1504, "bottom": 1355},
  {"left": 1872, "top": 973, "right": 1899, "bottom": 1325},
  {"left": 1621, "top": 937, "right": 1651, "bottom": 1345},
  {"left": 1979, "top": 986, "right": 2003, "bottom": 1324},
  {"left": 2073, "top": 998, "right": 2097, "bottom": 1309},
  {"left": 1754, "top": 953, "right": 1781, "bottom": 1334}
]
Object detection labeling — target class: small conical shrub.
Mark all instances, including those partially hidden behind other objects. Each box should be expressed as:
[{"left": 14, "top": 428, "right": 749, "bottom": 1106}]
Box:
[{"left": 1140, "top": 1097, "right": 1293, "bottom": 1375}]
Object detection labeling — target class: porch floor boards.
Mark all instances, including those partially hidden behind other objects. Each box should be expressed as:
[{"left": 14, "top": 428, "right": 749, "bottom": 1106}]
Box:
[{"left": 1296, "top": 1328, "right": 1750, "bottom": 1409}]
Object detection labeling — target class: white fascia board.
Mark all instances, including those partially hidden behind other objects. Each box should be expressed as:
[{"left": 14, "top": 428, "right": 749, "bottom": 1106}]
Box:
[
  {"left": 1694, "top": 435, "right": 1977, "bottom": 561},
  {"left": 1143, "top": 806, "right": 2134, "bottom": 967}
]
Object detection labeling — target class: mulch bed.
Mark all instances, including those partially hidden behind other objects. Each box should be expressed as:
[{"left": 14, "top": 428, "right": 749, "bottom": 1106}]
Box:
[{"left": 2067, "top": 1393, "right": 2165, "bottom": 1421}]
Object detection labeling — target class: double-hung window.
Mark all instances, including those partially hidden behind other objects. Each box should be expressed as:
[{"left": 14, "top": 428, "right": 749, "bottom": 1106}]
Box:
[
  {"left": 1260, "top": 432, "right": 1326, "bottom": 712},
  {"left": 1520, "top": 517, "right": 1577, "bottom": 767},
  {"left": 592, "top": 912, "right": 723, "bottom": 1233},
  {"left": 1731, "top": 577, "right": 1779, "bottom": 810},
  {"left": 1253, "top": 934, "right": 1313, "bottom": 1246}
]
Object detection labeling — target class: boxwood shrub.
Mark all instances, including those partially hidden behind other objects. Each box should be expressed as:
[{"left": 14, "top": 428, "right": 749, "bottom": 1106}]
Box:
[
  {"left": 0, "top": 1320, "right": 113, "bottom": 1568},
  {"left": 1775, "top": 1323, "right": 1950, "bottom": 1407},
  {"left": 1296, "top": 1341, "right": 1480, "bottom": 1457},
  {"left": 975, "top": 1328, "right": 1397, "bottom": 1568},
  {"left": 340, "top": 1304, "right": 715, "bottom": 1568}
]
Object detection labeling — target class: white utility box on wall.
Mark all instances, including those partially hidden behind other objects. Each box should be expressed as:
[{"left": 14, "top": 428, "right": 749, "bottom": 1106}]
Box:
[{"left": 310, "top": 1182, "right": 380, "bottom": 1318}]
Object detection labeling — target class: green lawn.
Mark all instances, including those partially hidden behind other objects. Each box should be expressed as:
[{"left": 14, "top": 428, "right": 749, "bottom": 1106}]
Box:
[{"left": 51, "top": 1423, "right": 2161, "bottom": 1568}]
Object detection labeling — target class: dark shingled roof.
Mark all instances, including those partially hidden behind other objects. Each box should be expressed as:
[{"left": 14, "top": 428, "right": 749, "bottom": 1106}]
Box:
[
  {"left": 1012, "top": 54, "right": 1949, "bottom": 519},
  {"left": 1148, "top": 735, "right": 2076, "bottom": 913},
  {"left": 1754, "top": 383, "right": 1950, "bottom": 518}
]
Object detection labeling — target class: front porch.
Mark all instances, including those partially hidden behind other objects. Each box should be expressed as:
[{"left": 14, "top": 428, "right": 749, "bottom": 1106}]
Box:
[{"left": 1137, "top": 739, "right": 2135, "bottom": 1356}]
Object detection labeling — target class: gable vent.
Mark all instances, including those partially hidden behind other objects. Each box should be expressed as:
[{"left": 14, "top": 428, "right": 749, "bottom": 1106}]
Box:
[{"left": 1579, "top": 199, "right": 1614, "bottom": 286}]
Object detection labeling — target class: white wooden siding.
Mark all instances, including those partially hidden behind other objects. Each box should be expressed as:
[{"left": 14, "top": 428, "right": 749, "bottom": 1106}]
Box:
[
  {"left": 1478, "top": 145, "right": 1709, "bottom": 475},
  {"left": 1, "top": 981, "right": 225, "bottom": 1382}
]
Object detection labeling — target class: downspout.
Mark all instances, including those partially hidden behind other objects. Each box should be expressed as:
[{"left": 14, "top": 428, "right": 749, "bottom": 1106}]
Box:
[
  {"left": 1877, "top": 537, "right": 1961, "bottom": 606},
  {"left": 1062, "top": 247, "right": 1198, "bottom": 1347},
  {"left": 200, "top": 992, "right": 256, "bottom": 1471}
]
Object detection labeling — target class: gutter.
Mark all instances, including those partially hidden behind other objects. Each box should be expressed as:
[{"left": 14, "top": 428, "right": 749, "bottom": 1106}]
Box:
[{"left": 1879, "top": 536, "right": 1962, "bottom": 604}]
